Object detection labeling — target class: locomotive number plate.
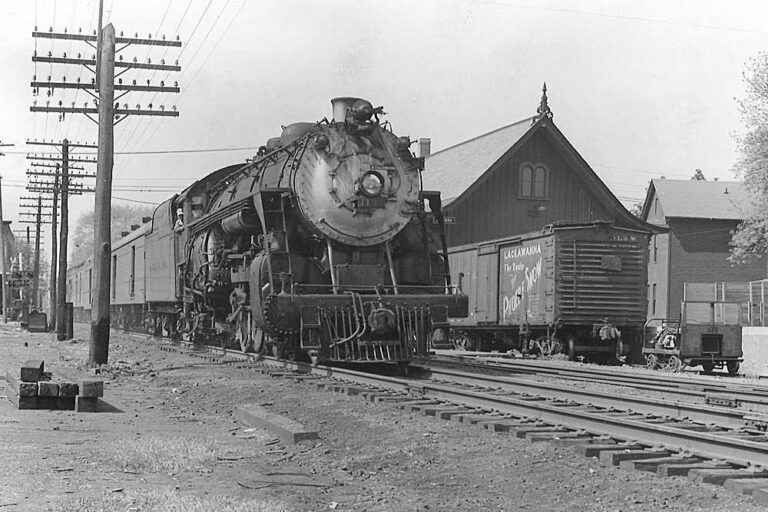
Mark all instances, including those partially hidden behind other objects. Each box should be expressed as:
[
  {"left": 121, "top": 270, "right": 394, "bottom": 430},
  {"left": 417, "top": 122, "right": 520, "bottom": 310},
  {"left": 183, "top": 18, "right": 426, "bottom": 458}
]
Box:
[{"left": 356, "top": 197, "right": 386, "bottom": 209}]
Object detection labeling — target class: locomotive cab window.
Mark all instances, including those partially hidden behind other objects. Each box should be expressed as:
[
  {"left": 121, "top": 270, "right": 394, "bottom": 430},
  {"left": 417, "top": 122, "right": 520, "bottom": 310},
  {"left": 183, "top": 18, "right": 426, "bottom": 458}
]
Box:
[{"left": 519, "top": 162, "right": 549, "bottom": 199}]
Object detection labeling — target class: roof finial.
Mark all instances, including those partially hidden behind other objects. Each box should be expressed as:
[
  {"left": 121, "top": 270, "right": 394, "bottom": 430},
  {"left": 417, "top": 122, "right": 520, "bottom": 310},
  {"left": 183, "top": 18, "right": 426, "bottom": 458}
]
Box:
[{"left": 536, "top": 82, "right": 553, "bottom": 120}]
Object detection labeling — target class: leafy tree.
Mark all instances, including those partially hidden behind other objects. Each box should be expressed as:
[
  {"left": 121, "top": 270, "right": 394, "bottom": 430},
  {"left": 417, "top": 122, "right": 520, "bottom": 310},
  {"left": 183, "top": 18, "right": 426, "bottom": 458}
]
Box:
[
  {"left": 691, "top": 169, "right": 706, "bottom": 181},
  {"left": 729, "top": 52, "right": 768, "bottom": 264},
  {"left": 71, "top": 203, "right": 156, "bottom": 264}
]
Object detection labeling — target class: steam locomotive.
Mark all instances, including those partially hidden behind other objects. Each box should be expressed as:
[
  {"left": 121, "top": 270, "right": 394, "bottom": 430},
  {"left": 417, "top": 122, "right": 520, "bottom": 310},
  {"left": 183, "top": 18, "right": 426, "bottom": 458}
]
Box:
[{"left": 69, "top": 97, "right": 468, "bottom": 364}]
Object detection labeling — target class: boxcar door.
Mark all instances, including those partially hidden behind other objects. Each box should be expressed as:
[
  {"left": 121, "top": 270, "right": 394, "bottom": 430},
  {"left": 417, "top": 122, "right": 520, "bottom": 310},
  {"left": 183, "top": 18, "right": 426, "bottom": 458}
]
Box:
[{"left": 474, "top": 243, "right": 498, "bottom": 323}]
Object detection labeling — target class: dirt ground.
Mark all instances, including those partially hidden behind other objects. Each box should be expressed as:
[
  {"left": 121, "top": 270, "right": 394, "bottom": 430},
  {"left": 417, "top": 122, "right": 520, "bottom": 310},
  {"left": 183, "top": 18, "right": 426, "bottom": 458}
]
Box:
[{"left": 0, "top": 323, "right": 765, "bottom": 512}]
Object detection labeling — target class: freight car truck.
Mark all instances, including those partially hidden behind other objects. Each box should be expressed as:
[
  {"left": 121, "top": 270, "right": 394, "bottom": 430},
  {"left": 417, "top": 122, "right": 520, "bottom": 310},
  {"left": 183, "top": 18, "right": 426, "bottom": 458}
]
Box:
[{"left": 449, "top": 222, "right": 650, "bottom": 363}]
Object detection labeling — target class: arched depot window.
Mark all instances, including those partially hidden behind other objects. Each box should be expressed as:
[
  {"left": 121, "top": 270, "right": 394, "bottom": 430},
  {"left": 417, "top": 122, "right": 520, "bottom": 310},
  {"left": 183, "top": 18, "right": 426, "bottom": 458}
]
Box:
[{"left": 519, "top": 162, "right": 548, "bottom": 199}]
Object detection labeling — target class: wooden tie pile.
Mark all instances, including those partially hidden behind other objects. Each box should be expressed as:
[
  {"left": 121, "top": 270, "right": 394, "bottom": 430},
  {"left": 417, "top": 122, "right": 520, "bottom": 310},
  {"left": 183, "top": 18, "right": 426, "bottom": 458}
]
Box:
[{"left": 4, "top": 360, "right": 104, "bottom": 412}]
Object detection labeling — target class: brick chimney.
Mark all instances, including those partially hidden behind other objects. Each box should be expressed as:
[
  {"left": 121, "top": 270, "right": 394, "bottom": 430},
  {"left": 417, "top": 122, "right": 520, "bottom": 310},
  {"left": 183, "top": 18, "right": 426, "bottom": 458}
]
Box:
[{"left": 418, "top": 138, "right": 431, "bottom": 158}]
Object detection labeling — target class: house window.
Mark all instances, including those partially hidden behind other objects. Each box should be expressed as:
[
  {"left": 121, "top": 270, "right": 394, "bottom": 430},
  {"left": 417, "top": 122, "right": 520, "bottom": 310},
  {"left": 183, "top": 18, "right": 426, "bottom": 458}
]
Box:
[
  {"left": 652, "top": 283, "right": 657, "bottom": 316},
  {"left": 653, "top": 236, "right": 657, "bottom": 263},
  {"left": 520, "top": 163, "right": 548, "bottom": 199}
]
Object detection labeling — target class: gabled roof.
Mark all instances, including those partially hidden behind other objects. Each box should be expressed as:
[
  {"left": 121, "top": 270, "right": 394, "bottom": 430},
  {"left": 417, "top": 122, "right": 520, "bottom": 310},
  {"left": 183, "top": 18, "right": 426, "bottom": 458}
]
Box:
[
  {"left": 422, "top": 113, "right": 663, "bottom": 233},
  {"left": 641, "top": 179, "right": 752, "bottom": 221},
  {"left": 422, "top": 116, "right": 535, "bottom": 203}
]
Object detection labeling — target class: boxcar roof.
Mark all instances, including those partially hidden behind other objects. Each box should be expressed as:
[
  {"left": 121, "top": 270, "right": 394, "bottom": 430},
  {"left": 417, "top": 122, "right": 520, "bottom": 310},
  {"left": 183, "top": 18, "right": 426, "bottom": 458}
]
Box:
[
  {"left": 422, "top": 116, "right": 535, "bottom": 204},
  {"left": 642, "top": 179, "right": 751, "bottom": 221}
]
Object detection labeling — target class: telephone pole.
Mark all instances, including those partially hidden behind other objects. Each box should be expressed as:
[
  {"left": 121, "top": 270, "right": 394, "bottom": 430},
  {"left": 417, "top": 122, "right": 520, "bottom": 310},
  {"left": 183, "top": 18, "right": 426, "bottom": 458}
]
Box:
[
  {"left": 26, "top": 140, "right": 95, "bottom": 329},
  {"left": 31, "top": 15, "right": 181, "bottom": 364}
]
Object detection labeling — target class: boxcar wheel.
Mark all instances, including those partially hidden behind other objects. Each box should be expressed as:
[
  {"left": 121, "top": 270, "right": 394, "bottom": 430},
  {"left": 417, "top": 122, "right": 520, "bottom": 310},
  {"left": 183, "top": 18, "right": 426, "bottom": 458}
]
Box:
[
  {"left": 727, "top": 361, "right": 740, "bottom": 376},
  {"left": 701, "top": 362, "right": 715, "bottom": 374}
]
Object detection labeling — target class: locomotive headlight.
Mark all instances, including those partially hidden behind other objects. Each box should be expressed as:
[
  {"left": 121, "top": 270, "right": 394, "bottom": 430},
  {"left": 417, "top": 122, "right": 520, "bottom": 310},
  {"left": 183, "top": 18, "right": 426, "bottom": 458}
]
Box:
[{"left": 360, "top": 171, "right": 384, "bottom": 197}]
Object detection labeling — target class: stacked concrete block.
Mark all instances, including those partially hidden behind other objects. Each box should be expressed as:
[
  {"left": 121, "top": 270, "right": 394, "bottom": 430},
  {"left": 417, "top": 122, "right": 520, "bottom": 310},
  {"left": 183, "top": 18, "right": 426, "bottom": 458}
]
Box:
[{"left": 4, "top": 360, "right": 102, "bottom": 413}]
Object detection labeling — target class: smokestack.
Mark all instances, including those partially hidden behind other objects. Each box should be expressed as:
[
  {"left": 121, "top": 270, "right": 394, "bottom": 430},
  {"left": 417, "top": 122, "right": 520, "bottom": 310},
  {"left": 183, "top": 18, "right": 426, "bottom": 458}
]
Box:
[
  {"left": 331, "top": 97, "right": 364, "bottom": 122},
  {"left": 418, "top": 138, "right": 431, "bottom": 158}
]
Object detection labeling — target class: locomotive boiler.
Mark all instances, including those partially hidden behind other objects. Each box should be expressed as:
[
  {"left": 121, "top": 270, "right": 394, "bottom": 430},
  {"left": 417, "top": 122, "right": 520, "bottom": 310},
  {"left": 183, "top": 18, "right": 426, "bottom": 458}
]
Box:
[{"left": 174, "top": 97, "right": 467, "bottom": 362}]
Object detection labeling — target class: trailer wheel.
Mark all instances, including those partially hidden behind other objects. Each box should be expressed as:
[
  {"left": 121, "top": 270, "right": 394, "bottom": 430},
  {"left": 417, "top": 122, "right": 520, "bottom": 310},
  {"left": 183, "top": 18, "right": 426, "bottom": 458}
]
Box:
[
  {"left": 664, "top": 355, "right": 683, "bottom": 373},
  {"left": 645, "top": 353, "right": 659, "bottom": 370},
  {"left": 727, "top": 361, "right": 740, "bottom": 376}
]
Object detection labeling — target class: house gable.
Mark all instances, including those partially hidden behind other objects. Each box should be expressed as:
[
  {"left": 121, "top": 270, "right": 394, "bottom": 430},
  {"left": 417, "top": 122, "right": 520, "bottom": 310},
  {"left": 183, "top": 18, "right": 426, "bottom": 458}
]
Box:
[{"left": 427, "top": 115, "right": 661, "bottom": 247}]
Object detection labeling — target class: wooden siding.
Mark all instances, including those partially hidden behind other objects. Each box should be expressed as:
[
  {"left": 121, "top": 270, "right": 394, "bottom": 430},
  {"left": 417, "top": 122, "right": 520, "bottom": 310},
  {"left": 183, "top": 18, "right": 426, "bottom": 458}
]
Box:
[
  {"left": 646, "top": 233, "right": 670, "bottom": 320},
  {"left": 443, "top": 131, "right": 617, "bottom": 247},
  {"left": 664, "top": 218, "right": 765, "bottom": 320}
]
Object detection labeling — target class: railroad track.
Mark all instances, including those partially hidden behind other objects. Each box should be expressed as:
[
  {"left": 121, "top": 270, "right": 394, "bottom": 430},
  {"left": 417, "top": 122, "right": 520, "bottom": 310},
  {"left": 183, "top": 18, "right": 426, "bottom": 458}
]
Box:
[
  {"left": 426, "top": 352, "right": 768, "bottom": 414},
  {"left": 135, "top": 333, "right": 768, "bottom": 480}
]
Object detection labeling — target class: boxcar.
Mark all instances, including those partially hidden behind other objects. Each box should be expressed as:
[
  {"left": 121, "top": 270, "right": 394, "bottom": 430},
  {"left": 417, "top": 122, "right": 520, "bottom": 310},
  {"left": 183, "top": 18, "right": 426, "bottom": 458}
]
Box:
[{"left": 450, "top": 221, "right": 649, "bottom": 362}]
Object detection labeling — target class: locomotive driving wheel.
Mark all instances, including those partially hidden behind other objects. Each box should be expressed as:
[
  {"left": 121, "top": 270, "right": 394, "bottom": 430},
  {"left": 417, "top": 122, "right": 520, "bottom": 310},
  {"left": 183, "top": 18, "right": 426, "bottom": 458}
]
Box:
[
  {"left": 645, "top": 353, "right": 659, "bottom": 370},
  {"left": 234, "top": 311, "right": 254, "bottom": 353}
]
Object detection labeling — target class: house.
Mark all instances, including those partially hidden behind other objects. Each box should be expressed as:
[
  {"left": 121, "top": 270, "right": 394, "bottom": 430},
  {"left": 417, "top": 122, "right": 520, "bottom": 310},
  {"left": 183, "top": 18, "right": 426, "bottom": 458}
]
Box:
[
  {"left": 640, "top": 179, "right": 765, "bottom": 321},
  {"left": 422, "top": 85, "right": 660, "bottom": 246}
]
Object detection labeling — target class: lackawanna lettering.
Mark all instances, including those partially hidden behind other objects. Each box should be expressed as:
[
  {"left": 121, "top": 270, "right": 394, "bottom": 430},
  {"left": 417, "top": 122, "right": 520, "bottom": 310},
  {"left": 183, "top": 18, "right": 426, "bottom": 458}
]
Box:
[{"left": 503, "top": 244, "right": 542, "bottom": 261}]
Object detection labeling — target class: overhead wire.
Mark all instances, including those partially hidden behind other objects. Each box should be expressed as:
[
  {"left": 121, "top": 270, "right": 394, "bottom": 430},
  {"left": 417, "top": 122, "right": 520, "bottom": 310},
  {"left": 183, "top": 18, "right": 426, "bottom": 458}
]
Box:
[{"left": 128, "top": 0, "right": 245, "bottom": 158}]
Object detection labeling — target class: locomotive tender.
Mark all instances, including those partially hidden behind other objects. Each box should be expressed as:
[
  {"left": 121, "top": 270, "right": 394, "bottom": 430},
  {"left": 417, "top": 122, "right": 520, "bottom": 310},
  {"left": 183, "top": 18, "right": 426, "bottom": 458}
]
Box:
[
  {"left": 69, "top": 97, "right": 468, "bottom": 363},
  {"left": 450, "top": 222, "right": 649, "bottom": 362}
]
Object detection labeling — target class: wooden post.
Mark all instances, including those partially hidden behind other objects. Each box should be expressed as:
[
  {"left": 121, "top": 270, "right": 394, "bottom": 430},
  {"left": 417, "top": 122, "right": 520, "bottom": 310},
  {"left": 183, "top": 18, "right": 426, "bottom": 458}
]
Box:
[
  {"left": 32, "top": 196, "right": 41, "bottom": 309},
  {"left": 0, "top": 177, "right": 6, "bottom": 323},
  {"left": 89, "top": 24, "right": 115, "bottom": 366},
  {"left": 49, "top": 170, "right": 59, "bottom": 330},
  {"left": 56, "top": 139, "right": 69, "bottom": 341}
]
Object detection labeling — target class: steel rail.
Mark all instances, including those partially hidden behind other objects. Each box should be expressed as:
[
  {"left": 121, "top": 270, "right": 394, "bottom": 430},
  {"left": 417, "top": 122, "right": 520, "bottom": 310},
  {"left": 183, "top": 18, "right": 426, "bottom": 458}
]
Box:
[
  {"left": 429, "top": 353, "right": 768, "bottom": 397},
  {"left": 424, "top": 355, "right": 768, "bottom": 414}
]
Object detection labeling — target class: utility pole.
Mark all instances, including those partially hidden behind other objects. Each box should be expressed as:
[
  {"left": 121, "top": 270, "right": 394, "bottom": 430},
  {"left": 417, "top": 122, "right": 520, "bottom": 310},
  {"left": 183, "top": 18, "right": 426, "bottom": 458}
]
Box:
[
  {"left": 0, "top": 141, "right": 15, "bottom": 323},
  {"left": 91, "top": 24, "right": 116, "bottom": 363},
  {"left": 56, "top": 140, "right": 70, "bottom": 340},
  {"left": 32, "top": 197, "right": 41, "bottom": 309},
  {"left": 31, "top": 17, "right": 180, "bottom": 364},
  {"left": 26, "top": 141, "right": 95, "bottom": 329}
]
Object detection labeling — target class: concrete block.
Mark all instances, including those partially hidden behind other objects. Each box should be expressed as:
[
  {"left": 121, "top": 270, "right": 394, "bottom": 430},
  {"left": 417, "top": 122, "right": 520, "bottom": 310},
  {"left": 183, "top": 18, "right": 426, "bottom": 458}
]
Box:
[
  {"left": 235, "top": 403, "right": 318, "bottom": 444},
  {"left": 658, "top": 463, "right": 732, "bottom": 477},
  {"left": 58, "top": 382, "right": 79, "bottom": 397},
  {"left": 599, "top": 449, "right": 670, "bottom": 466},
  {"left": 38, "top": 381, "right": 60, "bottom": 397},
  {"left": 5, "top": 371, "right": 38, "bottom": 397},
  {"left": 723, "top": 478, "right": 768, "bottom": 495},
  {"left": 75, "top": 396, "right": 100, "bottom": 412},
  {"left": 688, "top": 469, "right": 768, "bottom": 485},
  {"left": 619, "top": 456, "right": 701, "bottom": 473},
  {"left": 5, "top": 387, "right": 37, "bottom": 410},
  {"left": 78, "top": 380, "right": 103, "bottom": 398},
  {"left": 20, "top": 360, "right": 44, "bottom": 382}
]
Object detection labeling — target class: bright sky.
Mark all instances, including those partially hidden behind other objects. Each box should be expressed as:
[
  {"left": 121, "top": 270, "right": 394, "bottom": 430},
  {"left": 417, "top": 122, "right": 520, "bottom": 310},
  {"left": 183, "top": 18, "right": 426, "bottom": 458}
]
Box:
[{"left": 1, "top": 0, "right": 767, "bottom": 254}]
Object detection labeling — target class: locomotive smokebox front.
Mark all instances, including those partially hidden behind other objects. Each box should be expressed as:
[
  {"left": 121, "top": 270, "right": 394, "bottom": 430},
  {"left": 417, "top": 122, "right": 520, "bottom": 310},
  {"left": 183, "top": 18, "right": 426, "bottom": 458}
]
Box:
[{"left": 292, "top": 97, "right": 422, "bottom": 247}]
